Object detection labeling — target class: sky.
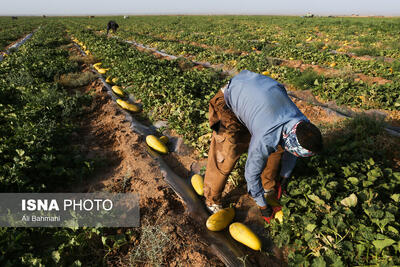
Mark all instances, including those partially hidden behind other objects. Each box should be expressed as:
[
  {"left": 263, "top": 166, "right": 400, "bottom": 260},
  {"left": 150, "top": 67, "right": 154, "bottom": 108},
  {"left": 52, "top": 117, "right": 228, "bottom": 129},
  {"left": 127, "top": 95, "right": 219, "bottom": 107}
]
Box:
[{"left": 1, "top": 0, "right": 400, "bottom": 16}]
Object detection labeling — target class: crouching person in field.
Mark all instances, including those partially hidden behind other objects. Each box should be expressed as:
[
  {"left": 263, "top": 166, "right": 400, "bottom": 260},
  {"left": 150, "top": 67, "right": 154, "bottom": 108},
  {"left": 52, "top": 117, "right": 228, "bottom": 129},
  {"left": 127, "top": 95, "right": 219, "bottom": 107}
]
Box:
[
  {"left": 107, "top": 21, "right": 119, "bottom": 35},
  {"left": 203, "top": 70, "right": 323, "bottom": 223}
]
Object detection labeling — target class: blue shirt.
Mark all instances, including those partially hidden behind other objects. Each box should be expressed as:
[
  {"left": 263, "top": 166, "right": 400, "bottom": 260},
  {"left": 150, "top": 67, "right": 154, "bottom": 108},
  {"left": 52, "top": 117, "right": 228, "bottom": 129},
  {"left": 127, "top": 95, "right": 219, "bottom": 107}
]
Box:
[{"left": 224, "top": 70, "right": 308, "bottom": 207}]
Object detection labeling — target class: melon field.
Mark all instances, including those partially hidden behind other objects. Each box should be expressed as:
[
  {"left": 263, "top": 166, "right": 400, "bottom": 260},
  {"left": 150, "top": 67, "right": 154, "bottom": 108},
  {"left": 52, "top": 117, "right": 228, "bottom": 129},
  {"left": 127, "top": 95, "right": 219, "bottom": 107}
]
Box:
[{"left": 0, "top": 15, "right": 399, "bottom": 266}]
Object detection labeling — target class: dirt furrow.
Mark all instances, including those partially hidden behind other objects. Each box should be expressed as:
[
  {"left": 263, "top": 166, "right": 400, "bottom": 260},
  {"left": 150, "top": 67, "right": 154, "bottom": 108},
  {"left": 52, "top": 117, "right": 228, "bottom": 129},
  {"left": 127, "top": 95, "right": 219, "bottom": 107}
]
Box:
[{"left": 67, "top": 43, "right": 226, "bottom": 266}]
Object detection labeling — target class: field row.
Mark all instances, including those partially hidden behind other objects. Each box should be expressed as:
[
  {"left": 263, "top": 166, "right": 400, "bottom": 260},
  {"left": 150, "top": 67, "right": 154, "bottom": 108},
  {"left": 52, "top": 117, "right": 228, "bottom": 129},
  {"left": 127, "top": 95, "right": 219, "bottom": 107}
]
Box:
[
  {"left": 65, "top": 23, "right": 400, "bottom": 265},
  {"left": 0, "top": 23, "right": 127, "bottom": 266},
  {"left": 68, "top": 16, "right": 400, "bottom": 58},
  {"left": 0, "top": 17, "right": 44, "bottom": 51},
  {"left": 70, "top": 16, "right": 400, "bottom": 76},
  {"left": 62, "top": 17, "right": 400, "bottom": 111},
  {"left": 119, "top": 31, "right": 400, "bottom": 111},
  {"left": 66, "top": 23, "right": 227, "bottom": 154}
]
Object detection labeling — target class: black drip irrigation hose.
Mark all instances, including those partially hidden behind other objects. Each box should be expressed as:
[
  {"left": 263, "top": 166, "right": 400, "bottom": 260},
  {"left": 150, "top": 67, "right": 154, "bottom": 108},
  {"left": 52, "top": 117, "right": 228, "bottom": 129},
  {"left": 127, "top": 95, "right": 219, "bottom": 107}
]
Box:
[
  {"left": 106, "top": 33, "right": 400, "bottom": 137},
  {"left": 72, "top": 42, "right": 254, "bottom": 267},
  {"left": 150, "top": 150, "right": 253, "bottom": 267},
  {"left": 0, "top": 28, "right": 40, "bottom": 62}
]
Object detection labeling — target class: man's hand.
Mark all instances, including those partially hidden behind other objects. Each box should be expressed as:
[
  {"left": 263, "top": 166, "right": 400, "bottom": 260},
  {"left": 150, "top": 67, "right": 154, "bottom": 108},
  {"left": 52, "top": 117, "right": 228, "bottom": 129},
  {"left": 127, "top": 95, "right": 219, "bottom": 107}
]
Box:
[
  {"left": 275, "top": 176, "right": 289, "bottom": 199},
  {"left": 280, "top": 176, "right": 289, "bottom": 197},
  {"left": 260, "top": 205, "right": 274, "bottom": 223}
]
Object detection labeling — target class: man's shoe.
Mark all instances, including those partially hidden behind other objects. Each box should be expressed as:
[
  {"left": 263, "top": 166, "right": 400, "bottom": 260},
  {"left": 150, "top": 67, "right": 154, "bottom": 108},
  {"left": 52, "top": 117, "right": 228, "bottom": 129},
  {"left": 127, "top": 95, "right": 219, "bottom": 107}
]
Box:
[{"left": 206, "top": 204, "right": 222, "bottom": 214}]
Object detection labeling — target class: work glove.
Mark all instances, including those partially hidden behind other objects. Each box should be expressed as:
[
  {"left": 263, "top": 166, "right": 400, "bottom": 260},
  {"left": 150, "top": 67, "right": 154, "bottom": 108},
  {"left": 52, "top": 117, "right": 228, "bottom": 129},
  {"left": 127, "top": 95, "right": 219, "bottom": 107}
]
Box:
[
  {"left": 275, "top": 176, "right": 289, "bottom": 200},
  {"left": 260, "top": 205, "right": 283, "bottom": 224},
  {"left": 260, "top": 205, "right": 274, "bottom": 224}
]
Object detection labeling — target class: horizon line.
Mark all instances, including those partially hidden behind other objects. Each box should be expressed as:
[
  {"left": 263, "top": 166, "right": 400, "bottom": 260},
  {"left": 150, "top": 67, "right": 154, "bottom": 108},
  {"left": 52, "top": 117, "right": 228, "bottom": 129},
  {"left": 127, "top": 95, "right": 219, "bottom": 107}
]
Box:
[{"left": 1, "top": 13, "right": 400, "bottom": 17}]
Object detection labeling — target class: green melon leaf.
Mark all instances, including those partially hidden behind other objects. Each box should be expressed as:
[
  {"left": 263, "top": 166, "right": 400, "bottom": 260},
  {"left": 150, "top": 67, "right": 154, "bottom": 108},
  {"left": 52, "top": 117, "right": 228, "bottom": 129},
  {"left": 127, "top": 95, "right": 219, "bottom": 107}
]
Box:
[
  {"left": 306, "top": 224, "right": 317, "bottom": 232},
  {"left": 391, "top": 194, "right": 400, "bottom": 202},
  {"left": 372, "top": 238, "right": 395, "bottom": 251},
  {"left": 340, "top": 193, "right": 358, "bottom": 207},
  {"left": 308, "top": 194, "right": 326, "bottom": 206}
]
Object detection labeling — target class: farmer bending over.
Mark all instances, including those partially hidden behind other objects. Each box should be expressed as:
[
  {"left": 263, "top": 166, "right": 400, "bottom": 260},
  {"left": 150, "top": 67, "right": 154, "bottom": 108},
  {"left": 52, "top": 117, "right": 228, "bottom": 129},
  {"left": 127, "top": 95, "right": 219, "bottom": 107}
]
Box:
[
  {"left": 106, "top": 21, "right": 119, "bottom": 35},
  {"left": 204, "top": 70, "right": 323, "bottom": 223}
]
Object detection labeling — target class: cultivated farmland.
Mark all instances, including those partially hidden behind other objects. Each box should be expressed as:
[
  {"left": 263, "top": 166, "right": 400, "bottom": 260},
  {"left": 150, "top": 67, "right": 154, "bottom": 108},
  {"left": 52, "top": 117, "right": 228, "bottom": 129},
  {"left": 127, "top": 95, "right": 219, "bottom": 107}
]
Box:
[{"left": 0, "top": 16, "right": 399, "bottom": 266}]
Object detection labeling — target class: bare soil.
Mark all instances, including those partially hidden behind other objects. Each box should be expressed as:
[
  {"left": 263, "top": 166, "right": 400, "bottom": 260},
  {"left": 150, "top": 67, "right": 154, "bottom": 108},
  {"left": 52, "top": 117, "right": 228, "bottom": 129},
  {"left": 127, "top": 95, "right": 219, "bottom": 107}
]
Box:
[
  {"left": 67, "top": 44, "right": 224, "bottom": 266},
  {"left": 330, "top": 50, "right": 396, "bottom": 63},
  {"left": 71, "top": 79, "right": 225, "bottom": 266},
  {"left": 281, "top": 60, "right": 392, "bottom": 85}
]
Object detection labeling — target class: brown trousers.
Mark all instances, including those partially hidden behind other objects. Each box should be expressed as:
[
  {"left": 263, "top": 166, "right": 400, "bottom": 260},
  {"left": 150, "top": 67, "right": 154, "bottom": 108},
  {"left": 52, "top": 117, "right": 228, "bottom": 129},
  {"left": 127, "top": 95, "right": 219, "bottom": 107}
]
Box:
[{"left": 203, "top": 90, "right": 284, "bottom": 205}]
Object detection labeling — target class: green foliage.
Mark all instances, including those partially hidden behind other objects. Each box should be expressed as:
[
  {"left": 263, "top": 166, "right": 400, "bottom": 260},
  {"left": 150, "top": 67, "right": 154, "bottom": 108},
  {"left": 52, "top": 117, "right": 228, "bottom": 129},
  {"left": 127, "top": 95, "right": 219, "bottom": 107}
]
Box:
[
  {"left": 0, "top": 23, "right": 112, "bottom": 266},
  {"left": 68, "top": 27, "right": 227, "bottom": 153},
  {"left": 2, "top": 16, "right": 399, "bottom": 266},
  {"left": 67, "top": 15, "right": 400, "bottom": 110},
  {"left": 351, "top": 47, "right": 381, "bottom": 57},
  {"left": 0, "top": 227, "right": 107, "bottom": 266},
  {"left": 268, "top": 116, "right": 400, "bottom": 265},
  {"left": 0, "top": 24, "right": 92, "bottom": 192},
  {"left": 287, "top": 68, "right": 325, "bottom": 90},
  {"left": 0, "top": 17, "right": 44, "bottom": 51}
]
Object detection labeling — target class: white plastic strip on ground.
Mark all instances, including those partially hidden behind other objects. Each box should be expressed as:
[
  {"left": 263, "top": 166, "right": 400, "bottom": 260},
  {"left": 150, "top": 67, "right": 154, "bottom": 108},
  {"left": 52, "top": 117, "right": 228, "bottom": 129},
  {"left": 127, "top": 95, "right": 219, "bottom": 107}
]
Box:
[
  {"left": 124, "top": 39, "right": 177, "bottom": 59},
  {"left": 0, "top": 27, "right": 40, "bottom": 62}
]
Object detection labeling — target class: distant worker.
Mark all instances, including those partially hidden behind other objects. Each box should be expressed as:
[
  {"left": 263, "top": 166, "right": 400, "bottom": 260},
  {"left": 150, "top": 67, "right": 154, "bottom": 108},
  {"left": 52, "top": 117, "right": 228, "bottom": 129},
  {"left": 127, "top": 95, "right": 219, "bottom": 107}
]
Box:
[
  {"left": 203, "top": 70, "right": 323, "bottom": 223},
  {"left": 107, "top": 21, "right": 119, "bottom": 35}
]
